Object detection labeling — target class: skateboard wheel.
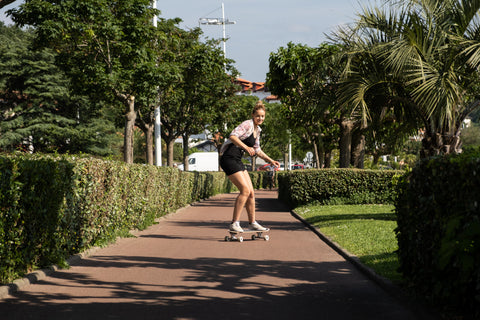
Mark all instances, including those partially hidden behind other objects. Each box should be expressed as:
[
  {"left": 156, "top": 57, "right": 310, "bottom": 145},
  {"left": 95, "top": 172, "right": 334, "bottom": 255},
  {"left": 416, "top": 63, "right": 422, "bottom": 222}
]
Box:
[
  {"left": 251, "top": 235, "right": 256, "bottom": 240},
  {"left": 225, "top": 236, "right": 230, "bottom": 242},
  {"left": 238, "top": 236, "right": 243, "bottom": 242},
  {"left": 264, "top": 235, "right": 270, "bottom": 241}
]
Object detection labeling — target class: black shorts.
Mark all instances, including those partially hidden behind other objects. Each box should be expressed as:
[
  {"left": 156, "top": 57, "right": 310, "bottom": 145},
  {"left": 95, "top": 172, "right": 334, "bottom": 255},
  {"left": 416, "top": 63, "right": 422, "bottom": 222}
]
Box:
[{"left": 220, "top": 155, "right": 245, "bottom": 176}]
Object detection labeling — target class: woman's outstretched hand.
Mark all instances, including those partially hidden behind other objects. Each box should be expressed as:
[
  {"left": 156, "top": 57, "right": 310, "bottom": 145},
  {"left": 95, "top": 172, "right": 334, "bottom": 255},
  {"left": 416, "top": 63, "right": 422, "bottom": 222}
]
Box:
[{"left": 245, "top": 147, "right": 256, "bottom": 157}]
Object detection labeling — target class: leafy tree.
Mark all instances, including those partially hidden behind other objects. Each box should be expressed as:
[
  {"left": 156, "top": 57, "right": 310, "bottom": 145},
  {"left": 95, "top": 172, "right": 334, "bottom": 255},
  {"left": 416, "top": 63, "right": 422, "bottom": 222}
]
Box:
[
  {"left": 153, "top": 22, "right": 202, "bottom": 167},
  {"left": 208, "top": 95, "right": 292, "bottom": 169},
  {"left": 207, "top": 94, "right": 255, "bottom": 167},
  {"left": 0, "top": 0, "right": 15, "bottom": 9},
  {"left": 213, "top": 94, "right": 258, "bottom": 146},
  {"left": 10, "top": 0, "right": 160, "bottom": 163},
  {"left": 469, "top": 108, "right": 480, "bottom": 122},
  {"left": 178, "top": 39, "right": 238, "bottom": 170},
  {"left": 134, "top": 17, "right": 185, "bottom": 165},
  {"left": 0, "top": 22, "right": 118, "bottom": 154},
  {"left": 267, "top": 42, "right": 341, "bottom": 168},
  {"left": 259, "top": 102, "right": 291, "bottom": 163},
  {"left": 153, "top": 22, "right": 238, "bottom": 168},
  {"left": 461, "top": 123, "right": 480, "bottom": 147}
]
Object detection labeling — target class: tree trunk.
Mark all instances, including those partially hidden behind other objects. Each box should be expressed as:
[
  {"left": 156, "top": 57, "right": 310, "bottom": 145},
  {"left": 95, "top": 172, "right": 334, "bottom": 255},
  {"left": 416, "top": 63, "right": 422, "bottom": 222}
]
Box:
[
  {"left": 313, "top": 139, "right": 323, "bottom": 168},
  {"left": 144, "top": 123, "right": 154, "bottom": 165},
  {"left": 339, "top": 118, "right": 354, "bottom": 168},
  {"left": 373, "top": 152, "right": 381, "bottom": 165},
  {"left": 420, "top": 131, "right": 462, "bottom": 158},
  {"left": 165, "top": 139, "right": 173, "bottom": 167},
  {"left": 351, "top": 130, "right": 365, "bottom": 169},
  {"left": 324, "top": 150, "right": 332, "bottom": 168},
  {"left": 161, "top": 125, "right": 177, "bottom": 167},
  {"left": 136, "top": 115, "right": 154, "bottom": 165},
  {"left": 123, "top": 95, "right": 136, "bottom": 164}
]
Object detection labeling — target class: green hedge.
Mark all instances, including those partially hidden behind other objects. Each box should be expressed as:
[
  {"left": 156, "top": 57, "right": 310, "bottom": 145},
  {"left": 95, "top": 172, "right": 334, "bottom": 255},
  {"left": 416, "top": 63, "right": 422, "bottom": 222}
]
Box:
[
  {"left": 248, "top": 171, "right": 277, "bottom": 190},
  {"left": 0, "top": 154, "right": 235, "bottom": 284},
  {"left": 277, "top": 168, "right": 402, "bottom": 208},
  {"left": 395, "top": 151, "right": 480, "bottom": 318}
]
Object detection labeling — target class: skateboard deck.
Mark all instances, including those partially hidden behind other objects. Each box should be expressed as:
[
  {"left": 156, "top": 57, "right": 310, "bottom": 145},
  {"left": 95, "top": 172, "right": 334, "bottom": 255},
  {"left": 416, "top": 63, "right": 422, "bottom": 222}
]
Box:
[{"left": 225, "top": 228, "right": 270, "bottom": 242}]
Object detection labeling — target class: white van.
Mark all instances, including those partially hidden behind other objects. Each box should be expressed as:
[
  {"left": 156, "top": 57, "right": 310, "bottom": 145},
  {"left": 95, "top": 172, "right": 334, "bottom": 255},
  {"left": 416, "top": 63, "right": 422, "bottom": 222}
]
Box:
[{"left": 178, "top": 152, "right": 219, "bottom": 171}]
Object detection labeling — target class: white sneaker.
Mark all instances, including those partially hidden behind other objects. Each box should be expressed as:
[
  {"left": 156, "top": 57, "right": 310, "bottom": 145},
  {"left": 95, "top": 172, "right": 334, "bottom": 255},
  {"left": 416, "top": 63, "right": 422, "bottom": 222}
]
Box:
[
  {"left": 249, "top": 221, "right": 268, "bottom": 231},
  {"left": 229, "top": 221, "right": 244, "bottom": 232}
]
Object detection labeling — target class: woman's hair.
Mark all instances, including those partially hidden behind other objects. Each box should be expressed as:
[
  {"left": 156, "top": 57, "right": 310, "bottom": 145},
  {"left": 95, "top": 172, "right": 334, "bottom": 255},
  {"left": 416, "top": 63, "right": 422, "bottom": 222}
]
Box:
[{"left": 252, "top": 100, "right": 266, "bottom": 114}]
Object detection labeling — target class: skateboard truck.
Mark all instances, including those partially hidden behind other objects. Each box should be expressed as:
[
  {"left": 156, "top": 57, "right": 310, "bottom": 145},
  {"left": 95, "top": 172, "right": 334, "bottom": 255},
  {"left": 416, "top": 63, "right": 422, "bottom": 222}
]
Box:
[{"left": 225, "top": 228, "right": 270, "bottom": 242}]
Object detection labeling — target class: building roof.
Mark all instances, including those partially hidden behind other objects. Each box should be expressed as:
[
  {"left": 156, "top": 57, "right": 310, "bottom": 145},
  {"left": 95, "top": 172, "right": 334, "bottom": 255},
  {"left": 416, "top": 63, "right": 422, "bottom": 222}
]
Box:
[
  {"left": 235, "top": 78, "right": 266, "bottom": 93},
  {"left": 265, "top": 95, "right": 279, "bottom": 102}
]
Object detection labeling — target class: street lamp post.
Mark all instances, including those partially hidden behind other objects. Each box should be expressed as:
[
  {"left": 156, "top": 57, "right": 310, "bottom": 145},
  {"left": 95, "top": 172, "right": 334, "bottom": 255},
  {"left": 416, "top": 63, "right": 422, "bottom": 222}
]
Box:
[{"left": 153, "top": 0, "right": 162, "bottom": 166}]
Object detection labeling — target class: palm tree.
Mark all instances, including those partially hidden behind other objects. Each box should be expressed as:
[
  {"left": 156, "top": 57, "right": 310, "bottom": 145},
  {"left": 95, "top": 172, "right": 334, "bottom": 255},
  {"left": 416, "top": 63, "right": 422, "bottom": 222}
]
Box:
[
  {"left": 336, "top": 0, "right": 480, "bottom": 158},
  {"left": 332, "top": 14, "right": 419, "bottom": 167},
  {"left": 0, "top": 0, "right": 16, "bottom": 9}
]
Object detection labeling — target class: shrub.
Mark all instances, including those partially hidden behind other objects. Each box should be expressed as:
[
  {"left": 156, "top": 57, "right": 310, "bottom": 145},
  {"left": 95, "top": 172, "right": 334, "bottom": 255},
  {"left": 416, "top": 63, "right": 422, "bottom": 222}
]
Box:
[
  {"left": 248, "top": 171, "right": 277, "bottom": 190},
  {"left": 0, "top": 153, "right": 233, "bottom": 284},
  {"left": 395, "top": 150, "right": 480, "bottom": 318},
  {"left": 277, "top": 168, "right": 402, "bottom": 208}
]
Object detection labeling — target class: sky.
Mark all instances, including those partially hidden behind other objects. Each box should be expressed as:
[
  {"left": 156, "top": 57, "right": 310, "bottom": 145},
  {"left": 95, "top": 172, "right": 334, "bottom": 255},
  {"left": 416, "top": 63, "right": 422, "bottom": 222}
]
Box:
[{"left": 1, "top": 0, "right": 365, "bottom": 82}]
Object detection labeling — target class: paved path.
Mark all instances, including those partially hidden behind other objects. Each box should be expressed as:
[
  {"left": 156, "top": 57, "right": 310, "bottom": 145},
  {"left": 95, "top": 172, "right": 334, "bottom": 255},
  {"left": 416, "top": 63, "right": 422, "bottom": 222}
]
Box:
[{"left": 1, "top": 190, "right": 431, "bottom": 320}]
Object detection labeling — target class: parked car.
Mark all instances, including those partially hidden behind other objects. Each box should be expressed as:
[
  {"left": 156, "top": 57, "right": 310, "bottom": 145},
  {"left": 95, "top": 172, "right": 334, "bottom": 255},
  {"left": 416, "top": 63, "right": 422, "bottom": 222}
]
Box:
[
  {"left": 177, "top": 152, "right": 219, "bottom": 171},
  {"left": 257, "top": 163, "right": 280, "bottom": 171},
  {"left": 291, "top": 164, "right": 305, "bottom": 170}
]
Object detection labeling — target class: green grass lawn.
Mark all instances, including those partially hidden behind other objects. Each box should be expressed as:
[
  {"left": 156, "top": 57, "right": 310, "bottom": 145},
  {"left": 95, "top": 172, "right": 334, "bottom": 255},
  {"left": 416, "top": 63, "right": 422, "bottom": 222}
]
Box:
[{"left": 295, "top": 204, "right": 402, "bottom": 283}]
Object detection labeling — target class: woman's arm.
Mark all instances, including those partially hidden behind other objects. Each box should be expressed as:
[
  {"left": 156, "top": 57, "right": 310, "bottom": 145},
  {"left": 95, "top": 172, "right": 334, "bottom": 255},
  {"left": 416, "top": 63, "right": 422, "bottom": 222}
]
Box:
[
  {"left": 229, "top": 135, "right": 256, "bottom": 156},
  {"left": 229, "top": 130, "right": 279, "bottom": 168},
  {"left": 256, "top": 150, "right": 280, "bottom": 168}
]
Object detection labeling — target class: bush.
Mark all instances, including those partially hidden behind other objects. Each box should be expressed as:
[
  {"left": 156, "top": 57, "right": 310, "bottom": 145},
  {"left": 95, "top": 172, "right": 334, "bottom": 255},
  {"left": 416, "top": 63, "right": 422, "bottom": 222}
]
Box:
[
  {"left": 277, "top": 168, "right": 402, "bottom": 208},
  {"left": 248, "top": 171, "right": 277, "bottom": 190},
  {"left": 0, "top": 153, "right": 233, "bottom": 284},
  {"left": 395, "top": 150, "right": 480, "bottom": 318}
]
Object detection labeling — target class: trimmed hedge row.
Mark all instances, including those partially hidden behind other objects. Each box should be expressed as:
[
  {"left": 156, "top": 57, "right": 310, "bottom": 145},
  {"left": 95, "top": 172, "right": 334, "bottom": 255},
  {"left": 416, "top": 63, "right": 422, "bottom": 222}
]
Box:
[
  {"left": 0, "top": 154, "right": 238, "bottom": 284},
  {"left": 395, "top": 151, "right": 480, "bottom": 318},
  {"left": 277, "top": 168, "right": 403, "bottom": 207},
  {"left": 249, "top": 170, "right": 277, "bottom": 190}
]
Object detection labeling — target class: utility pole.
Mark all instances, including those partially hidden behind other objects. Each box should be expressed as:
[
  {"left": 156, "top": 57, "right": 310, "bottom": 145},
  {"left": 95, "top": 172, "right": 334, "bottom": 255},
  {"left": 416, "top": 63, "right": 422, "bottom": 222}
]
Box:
[
  {"left": 221, "top": 3, "right": 227, "bottom": 57},
  {"left": 199, "top": 3, "right": 236, "bottom": 59},
  {"left": 153, "top": 0, "right": 162, "bottom": 166},
  {"left": 288, "top": 130, "right": 292, "bottom": 170}
]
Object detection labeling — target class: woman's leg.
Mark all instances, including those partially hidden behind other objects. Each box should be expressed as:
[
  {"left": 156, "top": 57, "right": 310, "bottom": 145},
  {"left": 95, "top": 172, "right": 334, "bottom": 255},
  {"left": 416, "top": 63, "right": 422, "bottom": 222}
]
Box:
[
  {"left": 227, "top": 170, "right": 255, "bottom": 223},
  {"left": 242, "top": 171, "right": 256, "bottom": 223}
]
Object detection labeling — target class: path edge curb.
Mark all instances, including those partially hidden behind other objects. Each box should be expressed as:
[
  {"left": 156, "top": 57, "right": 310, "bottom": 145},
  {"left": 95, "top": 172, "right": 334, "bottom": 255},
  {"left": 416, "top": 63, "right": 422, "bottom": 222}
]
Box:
[
  {"left": 289, "top": 208, "right": 438, "bottom": 319},
  {"left": 289, "top": 209, "right": 402, "bottom": 297},
  {"left": 0, "top": 202, "right": 196, "bottom": 300},
  {"left": 0, "top": 246, "right": 101, "bottom": 300}
]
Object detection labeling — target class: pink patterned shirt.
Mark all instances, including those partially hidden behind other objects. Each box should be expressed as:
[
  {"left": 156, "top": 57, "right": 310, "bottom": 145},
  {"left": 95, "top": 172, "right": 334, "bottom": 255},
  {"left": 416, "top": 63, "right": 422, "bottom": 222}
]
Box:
[{"left": 220, "top": 119, "right": 262, "bottom": 155}]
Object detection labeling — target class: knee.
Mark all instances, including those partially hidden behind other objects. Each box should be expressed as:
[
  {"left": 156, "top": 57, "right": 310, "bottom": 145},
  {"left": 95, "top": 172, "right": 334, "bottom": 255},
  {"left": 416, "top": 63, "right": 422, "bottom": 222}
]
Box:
[
  {"left": 239, "top": 188, "right": 254, "bottom": 198},
  {"left": 239, "top": 189, "right": 251, "bottom": 198}
]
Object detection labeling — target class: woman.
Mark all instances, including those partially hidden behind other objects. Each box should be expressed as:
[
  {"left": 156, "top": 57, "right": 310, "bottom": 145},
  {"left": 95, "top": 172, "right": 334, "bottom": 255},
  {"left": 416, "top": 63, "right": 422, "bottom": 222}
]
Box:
[{"left": 219, "top": 100, "right": 280, "bottom": 232}]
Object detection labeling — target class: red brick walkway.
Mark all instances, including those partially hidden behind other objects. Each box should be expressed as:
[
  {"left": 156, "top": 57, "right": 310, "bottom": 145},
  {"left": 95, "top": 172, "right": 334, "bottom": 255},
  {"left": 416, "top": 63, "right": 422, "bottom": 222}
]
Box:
[{"left": 0, "top": 190, "right": 430, "bottom": 319}]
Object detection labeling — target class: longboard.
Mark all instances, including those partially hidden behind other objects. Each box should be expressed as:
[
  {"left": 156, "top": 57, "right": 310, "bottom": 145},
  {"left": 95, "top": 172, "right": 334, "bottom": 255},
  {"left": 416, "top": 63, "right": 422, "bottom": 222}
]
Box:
[{"left": 225, "top": 228, "right": 270, "bottom": 242}]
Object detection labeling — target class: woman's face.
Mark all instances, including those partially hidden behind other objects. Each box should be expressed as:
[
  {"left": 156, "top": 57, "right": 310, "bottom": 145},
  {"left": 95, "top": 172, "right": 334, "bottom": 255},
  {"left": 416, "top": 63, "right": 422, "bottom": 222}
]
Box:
[{"left": 252, "top": 109, "right": 266, "bottom": 126}]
